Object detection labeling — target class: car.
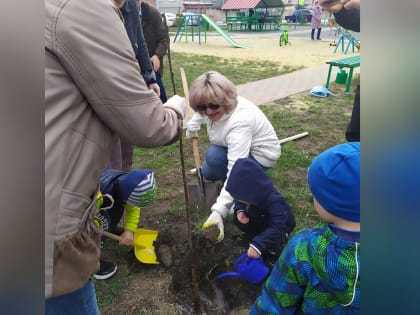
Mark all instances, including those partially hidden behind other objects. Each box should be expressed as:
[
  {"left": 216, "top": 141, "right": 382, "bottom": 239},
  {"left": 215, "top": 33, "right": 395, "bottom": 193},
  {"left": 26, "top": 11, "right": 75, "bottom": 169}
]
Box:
[
  {"left": 285, "top": 9, "right": 312, "bottom": 23},
  {"left": 161, "top": 12, "right": 177, "bottom": 27}
]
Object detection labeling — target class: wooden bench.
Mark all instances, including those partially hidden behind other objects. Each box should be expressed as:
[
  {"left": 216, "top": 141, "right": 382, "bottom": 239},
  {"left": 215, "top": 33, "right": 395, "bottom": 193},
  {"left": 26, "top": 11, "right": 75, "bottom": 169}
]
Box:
[{"left": 325, "top": 55, "right": 360, "bottom": 93}]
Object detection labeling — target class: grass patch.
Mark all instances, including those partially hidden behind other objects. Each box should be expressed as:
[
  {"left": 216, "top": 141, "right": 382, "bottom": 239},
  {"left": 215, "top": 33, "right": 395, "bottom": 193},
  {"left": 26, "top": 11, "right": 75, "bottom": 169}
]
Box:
[{"left": 162, "top": 51, "right": 302, "bottom": 96}]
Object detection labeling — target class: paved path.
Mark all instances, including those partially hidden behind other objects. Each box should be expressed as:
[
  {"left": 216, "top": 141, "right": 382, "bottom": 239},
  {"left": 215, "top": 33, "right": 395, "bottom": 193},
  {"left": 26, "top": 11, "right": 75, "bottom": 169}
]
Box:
[{"left": 237, "top": 63, "right": 360, "bottom": 105}]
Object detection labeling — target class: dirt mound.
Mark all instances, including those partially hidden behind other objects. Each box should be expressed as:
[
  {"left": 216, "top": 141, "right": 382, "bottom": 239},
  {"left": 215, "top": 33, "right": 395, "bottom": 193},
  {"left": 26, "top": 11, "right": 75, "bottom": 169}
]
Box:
[{"left": 152, "top": 213, "right": 274, "bottom": 314}]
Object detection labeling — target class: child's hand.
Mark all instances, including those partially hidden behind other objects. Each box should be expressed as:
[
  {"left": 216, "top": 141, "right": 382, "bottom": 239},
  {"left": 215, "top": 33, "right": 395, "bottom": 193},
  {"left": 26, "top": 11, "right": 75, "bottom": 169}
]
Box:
[
  {"left": 237, "top": 211, "right": 249, "bottom": 224},
  {"left": 119, "top": 230, "right": 134, "bottom": 246},
  {"left": 247, "top": 246, "right": 260, "bottom": 258}
]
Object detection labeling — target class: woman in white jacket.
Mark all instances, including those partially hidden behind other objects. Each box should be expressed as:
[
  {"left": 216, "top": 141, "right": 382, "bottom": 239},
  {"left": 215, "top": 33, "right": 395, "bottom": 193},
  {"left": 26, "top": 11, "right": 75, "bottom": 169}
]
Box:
[{"left": 186, "top": 71, "right": 281, "bottom": 242}]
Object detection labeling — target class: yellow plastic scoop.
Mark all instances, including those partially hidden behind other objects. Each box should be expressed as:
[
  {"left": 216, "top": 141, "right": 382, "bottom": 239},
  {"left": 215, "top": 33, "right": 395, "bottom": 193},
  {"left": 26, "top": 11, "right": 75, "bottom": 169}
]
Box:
[{"left": 103, "top": 229, "right": 159, "bottom": 264}]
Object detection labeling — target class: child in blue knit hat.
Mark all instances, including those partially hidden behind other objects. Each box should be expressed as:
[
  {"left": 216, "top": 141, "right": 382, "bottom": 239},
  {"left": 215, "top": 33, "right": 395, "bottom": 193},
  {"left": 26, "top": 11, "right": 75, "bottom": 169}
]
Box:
[
  {"left": 251, "top": 142, "right": 360, "bottom": 314},
  {"left": 95, "top": 167, "right": 157, "bottom": 280}
]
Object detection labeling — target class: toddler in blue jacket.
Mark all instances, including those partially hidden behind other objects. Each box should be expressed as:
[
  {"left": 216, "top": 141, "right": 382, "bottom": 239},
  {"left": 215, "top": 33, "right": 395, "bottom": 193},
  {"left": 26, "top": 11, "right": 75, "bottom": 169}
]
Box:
[{"left": 225, "top": 158, "right": 296, "bottom": 263}]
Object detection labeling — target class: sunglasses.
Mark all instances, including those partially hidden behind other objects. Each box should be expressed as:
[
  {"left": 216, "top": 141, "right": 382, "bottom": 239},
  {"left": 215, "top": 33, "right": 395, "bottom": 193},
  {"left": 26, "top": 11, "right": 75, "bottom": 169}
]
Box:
[{"left": 195, "top": 103, "right": 220, "bottom": 112}]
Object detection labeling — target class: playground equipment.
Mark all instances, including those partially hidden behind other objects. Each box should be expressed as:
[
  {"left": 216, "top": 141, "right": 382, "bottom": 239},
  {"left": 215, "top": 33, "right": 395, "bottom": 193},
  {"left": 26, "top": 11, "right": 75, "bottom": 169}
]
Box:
[
  {"left": 333, "top": 28, "right": 358, "bottom": 54},
  {"left": 279, "top": 25, "right": 290, "bottom": 46},
  {"left": 173, "top": 14, "right": 246, "bottom": 48}
]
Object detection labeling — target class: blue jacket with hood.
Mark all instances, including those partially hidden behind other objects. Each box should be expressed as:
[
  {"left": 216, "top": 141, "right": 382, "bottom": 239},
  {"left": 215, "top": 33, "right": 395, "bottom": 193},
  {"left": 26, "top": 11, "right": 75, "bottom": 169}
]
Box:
[{"left": 225, "top": 158, "right": 296, "bottom": 255}]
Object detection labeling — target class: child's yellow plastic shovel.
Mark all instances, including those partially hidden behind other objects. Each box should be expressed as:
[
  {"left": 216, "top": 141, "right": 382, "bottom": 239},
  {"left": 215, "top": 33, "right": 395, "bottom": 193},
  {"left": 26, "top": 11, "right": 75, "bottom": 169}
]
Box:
[{"left": 103, "top": 229, "right": 159, "bottom": 264}]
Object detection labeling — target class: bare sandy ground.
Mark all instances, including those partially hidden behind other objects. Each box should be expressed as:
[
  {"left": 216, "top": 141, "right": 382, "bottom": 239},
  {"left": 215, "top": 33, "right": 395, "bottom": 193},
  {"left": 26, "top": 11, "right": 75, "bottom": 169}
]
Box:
[{"left": 170, "top": 33, "right": 342, "bottom": 68}]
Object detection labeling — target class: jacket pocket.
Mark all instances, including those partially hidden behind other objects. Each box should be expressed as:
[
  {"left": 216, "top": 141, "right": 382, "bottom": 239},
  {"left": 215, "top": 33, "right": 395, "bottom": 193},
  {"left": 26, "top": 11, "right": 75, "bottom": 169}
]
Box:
[
  {"left": 56, "top": 190, "right": 99, "bottom": 238},
  {"left": 52, "top": 193, "right": 101, "bottom": 297}
]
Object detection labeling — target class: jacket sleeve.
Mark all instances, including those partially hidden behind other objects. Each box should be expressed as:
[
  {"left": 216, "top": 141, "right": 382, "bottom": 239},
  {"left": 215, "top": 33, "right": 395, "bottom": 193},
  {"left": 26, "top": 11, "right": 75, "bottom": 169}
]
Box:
[
  {"left": 210, "top": 183, "right": 234, "bottom": 218},
  {"left": 250, "top": 239, "right": 306, "bottom": 314},
  {"left": 186, "top": 111, "right": 207, "bottom": 133},
  {"left": 149, "top": 7, "right": 169, "bottom": 59},
  {"left": 123, "top": 203, "right": 140, "bottom": 232},
  {"left": 333, "top": 7, "right": 360, "bottom": 32},
  {"left": 136, "top": 13, "right": 156, "bottom": 85},
  {"left": 54, "top": 0, "right": 179, "bottom": 147},
  {"left": 210, "top": 122, "right": 252, "bottom": 217},
  {"left": 249, "top": 191, "right": 295, "bottom": 254}
]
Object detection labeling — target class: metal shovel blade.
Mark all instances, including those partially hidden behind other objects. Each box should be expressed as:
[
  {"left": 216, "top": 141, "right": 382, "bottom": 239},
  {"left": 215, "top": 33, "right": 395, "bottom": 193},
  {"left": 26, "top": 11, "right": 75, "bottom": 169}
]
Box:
[{"left": 187, "top": 170, "right": 218, "bottom": 211}]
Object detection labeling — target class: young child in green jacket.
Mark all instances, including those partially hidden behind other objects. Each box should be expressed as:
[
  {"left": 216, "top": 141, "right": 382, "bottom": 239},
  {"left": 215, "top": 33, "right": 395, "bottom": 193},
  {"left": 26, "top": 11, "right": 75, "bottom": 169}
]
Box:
[{"left": 251, "top": 142, "right": 360, "bottom": 314}]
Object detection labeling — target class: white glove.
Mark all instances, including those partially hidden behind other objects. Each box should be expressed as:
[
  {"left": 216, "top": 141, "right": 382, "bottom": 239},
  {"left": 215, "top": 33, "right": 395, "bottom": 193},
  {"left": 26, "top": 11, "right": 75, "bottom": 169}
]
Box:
[
  {"left": 164, "top": 95, "right": 186, "bottom": 119},
  {"left": 202, "top": 211, "right": 224, "bottom": 242},
  {"left": 186, "top": 129, "right": 197, "bottom": 139}
]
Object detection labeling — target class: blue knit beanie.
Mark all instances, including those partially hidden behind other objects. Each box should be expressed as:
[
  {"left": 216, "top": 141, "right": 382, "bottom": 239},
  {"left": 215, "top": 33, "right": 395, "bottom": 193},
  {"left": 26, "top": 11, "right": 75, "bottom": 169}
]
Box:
[
  {"left": 307, "top": 142, "right": 360, "bottom": 222},
  {"left": 120, "top": 169, "right": 157, "bottom": 208}
]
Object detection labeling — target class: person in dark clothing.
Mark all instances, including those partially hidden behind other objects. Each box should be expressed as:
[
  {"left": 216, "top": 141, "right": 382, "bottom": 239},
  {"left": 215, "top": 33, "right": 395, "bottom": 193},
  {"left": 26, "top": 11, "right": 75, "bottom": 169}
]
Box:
[
  {"left": 248, "top": 8, "right": 255, "bottom": 30},
  {"left": 119, "top": 0, "right": 159, "bottom": 94},
  {"left": 225, "top": 158, "right": 296, "bottom": 264},
  {"left": 320, "top": 0, "right": 360, "bottom": 142},
  {"left": 346, "top": 84, "right": 360, "bottom": 141},
  {"left": 108, "top": 0, "right": 161, "bottom": 172},
  {"left": 138, "top": 0, "right": 170, "bottom": 103}
]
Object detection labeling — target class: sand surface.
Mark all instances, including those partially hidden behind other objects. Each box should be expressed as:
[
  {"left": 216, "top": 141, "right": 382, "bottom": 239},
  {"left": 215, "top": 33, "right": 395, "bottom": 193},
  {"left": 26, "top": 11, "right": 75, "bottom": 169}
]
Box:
[{"left": 170, "top": 32, "right": 341, "bottom": 68}]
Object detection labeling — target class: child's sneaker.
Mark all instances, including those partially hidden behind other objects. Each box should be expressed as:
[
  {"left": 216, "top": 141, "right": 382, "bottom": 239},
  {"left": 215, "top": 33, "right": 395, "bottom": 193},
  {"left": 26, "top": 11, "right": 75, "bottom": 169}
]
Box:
[{"left": 93, "top": 259, "right": 117, "bottom": 280}]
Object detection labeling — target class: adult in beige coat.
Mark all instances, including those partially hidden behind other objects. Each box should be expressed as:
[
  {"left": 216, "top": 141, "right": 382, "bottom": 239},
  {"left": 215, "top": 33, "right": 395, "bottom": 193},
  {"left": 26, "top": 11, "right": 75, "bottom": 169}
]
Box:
[{"left": 45, "top": 0, "right": 185, "bottom": 313}]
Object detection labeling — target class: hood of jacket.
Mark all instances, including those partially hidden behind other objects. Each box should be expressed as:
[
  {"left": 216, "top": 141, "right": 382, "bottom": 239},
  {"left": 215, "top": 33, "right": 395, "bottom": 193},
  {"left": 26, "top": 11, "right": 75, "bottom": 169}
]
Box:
[{"left": 225, "top": 158, "right": 273, "bottom": 206}]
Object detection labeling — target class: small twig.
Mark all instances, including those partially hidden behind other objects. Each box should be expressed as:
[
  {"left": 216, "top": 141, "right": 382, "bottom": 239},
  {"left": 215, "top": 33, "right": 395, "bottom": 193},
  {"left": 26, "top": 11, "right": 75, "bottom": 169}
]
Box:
[{"left": 206, "top": 264, "right": 219, "bottom": 281}]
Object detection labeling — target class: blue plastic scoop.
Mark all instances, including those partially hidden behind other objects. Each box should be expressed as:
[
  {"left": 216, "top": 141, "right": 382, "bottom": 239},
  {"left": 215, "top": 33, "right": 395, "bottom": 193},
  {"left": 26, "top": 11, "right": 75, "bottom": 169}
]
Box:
[{"left": 215, "top": 253, "right": 269, "bottom": 284}]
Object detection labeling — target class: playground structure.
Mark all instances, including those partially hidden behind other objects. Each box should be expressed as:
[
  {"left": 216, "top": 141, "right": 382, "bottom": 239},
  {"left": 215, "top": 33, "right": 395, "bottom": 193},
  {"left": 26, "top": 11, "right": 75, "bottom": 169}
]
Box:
[
  {"left": 222, "top": 0, "right": 285, "bottom": 32},
  {"left": 173, "top": 14, "right": 246, "bottom": 48},
  {"left": 331, "top": 27, "right": 360, "bottom": 54}
]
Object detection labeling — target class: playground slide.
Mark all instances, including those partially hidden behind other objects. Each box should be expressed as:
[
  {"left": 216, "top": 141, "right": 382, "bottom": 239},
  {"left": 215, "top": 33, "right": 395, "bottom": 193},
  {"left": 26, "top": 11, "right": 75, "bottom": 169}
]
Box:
[{"left": 201, "top": 14, "right": 246, "bottom": 49}]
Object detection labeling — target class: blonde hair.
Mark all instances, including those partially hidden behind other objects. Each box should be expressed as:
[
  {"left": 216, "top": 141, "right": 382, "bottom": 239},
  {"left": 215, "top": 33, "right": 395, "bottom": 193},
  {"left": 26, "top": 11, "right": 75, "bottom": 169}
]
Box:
[{"left": 189, "top": 71, "right": 238, "bottom": 113}]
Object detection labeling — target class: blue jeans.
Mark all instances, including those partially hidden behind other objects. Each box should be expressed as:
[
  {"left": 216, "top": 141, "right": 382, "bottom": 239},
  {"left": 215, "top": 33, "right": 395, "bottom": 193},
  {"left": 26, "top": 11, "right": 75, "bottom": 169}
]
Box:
[
  {"left": 45, "top": 280, "right": 99, "bottom": 315},
  {"left": 156, "top": 72, "right": 167, "bottom": 103},
  {"left": 201, "top": 145, "right": 268, "bottom": 182}
]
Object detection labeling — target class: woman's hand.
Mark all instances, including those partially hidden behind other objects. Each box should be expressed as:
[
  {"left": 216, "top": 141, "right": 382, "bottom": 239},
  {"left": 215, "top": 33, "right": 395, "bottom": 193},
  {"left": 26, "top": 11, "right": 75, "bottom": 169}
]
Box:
[{"left": 150, "top": 55, "right": 160, "bottom": 72}]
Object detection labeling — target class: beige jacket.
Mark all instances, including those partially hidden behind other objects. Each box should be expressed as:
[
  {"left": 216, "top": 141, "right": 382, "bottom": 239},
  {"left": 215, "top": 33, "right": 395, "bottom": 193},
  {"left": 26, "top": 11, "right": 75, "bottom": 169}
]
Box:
[{"left": 45, "top": 0, "right": 180, "bottom": 298}]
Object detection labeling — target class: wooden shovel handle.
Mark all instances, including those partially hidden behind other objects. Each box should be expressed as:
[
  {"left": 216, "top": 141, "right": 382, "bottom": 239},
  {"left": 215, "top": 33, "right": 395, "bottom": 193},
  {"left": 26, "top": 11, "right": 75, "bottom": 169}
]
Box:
[
  {"left": 180, "top": 67, "right": 201, "bottom": 168},
  {"left": 191, "top": 136, "right": 201, "bottom": 168},
  {"left": 102, "top": 230, "right": 122, "bottom": 242},
  {"left": 279, "top": 132, "right": 308, "bottom": 144},
  {"left": 180, "top": 67, "right": 194, "bottom": 125}
]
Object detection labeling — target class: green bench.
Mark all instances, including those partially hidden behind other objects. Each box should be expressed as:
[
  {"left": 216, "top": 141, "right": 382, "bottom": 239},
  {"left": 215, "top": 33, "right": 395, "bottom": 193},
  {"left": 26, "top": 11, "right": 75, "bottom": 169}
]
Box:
[
  {"left": 226, "top": 15, "right": 281, "bottom": 31},
  {"left": 325, "top": 55, "right": 360, "bottom": 93}
]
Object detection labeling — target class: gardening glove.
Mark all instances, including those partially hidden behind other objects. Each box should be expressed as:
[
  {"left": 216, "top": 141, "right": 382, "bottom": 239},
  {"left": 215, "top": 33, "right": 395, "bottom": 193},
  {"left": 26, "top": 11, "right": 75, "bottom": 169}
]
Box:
[
  {"left": 202, "top": 211, "right": 224, "bottom": 242},
  {"left": 186, "top": 129, "right": 197, "bottom": 139},
  {"left": 164, "top": 95, "right": 186, "bottom": 119}
]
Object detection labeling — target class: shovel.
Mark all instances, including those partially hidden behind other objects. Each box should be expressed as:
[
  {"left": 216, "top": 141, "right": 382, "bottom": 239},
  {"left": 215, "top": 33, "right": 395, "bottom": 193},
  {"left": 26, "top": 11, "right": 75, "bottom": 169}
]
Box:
[
  {"left": 215, "top": 253, "right": 269, "bottom": 284},
  {"left": 180, "top": 68, "right": 219, "bottom": 212},
  {"left": 102, "top": 229, "right": 159, "bottom": 264}
]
